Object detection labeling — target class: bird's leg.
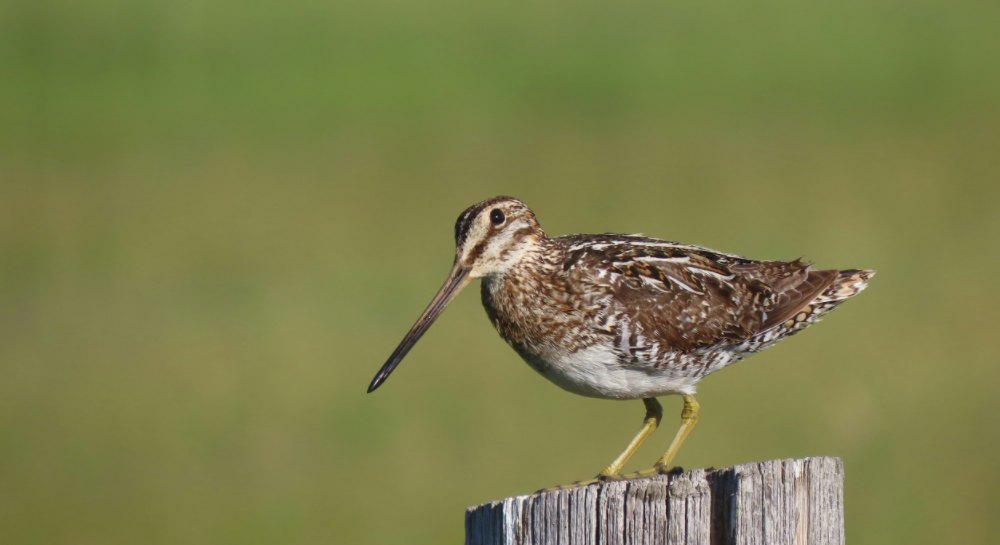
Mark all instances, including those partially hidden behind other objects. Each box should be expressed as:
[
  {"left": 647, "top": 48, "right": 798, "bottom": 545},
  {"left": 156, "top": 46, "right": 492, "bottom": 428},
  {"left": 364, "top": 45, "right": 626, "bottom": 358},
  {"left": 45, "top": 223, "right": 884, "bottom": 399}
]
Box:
[
  {"left": 652, "top": 394, "right": 699, "bottom": 473},
  {"left": 540, "top": 400, "right": 660, "bottom": 491},
  {"left": 596, "top": 398, "right": 662, "bottom": 479}
]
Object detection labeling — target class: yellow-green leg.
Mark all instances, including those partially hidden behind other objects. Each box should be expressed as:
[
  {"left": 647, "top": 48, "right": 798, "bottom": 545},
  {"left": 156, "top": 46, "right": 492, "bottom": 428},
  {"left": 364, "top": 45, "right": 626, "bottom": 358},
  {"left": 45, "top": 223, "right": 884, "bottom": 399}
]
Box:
[
  {"left": 653, "top": 394, "right": 699, "bottom": 472},
  {"left": 597, "top": 398, "right": 662, "bottom": 478}
]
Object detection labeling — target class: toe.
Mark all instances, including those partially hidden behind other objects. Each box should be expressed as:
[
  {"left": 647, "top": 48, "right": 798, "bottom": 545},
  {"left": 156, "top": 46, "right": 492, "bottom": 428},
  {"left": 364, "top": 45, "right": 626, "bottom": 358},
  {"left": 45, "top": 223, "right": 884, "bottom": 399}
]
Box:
[{"left": 653, "top": 463, "right": 684, "bottom": 475}]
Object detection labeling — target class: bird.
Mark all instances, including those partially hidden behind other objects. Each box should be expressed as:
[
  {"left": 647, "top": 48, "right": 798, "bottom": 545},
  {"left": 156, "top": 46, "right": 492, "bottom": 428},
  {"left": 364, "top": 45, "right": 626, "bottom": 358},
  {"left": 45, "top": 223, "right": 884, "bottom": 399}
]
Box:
[{"left": 367, "top": 196, "right": 874, "bottom": 480}]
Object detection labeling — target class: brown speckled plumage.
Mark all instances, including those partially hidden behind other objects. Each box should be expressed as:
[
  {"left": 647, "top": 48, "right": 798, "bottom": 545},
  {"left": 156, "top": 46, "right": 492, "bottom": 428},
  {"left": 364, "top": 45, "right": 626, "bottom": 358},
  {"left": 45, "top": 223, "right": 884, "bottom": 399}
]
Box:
[{"left": 369, "top": 196, "right": 874, "bottom": 476}]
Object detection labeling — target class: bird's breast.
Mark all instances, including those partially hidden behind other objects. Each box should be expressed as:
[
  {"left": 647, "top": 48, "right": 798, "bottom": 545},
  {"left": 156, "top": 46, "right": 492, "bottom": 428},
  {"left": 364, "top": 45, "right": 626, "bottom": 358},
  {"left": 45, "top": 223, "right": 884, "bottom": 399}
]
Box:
[
  {"left": 480, "top": 272, "right": 594, "bottom": 354},
  {"left": 480, "top": 273, "right": 699, "bottom": 399}
]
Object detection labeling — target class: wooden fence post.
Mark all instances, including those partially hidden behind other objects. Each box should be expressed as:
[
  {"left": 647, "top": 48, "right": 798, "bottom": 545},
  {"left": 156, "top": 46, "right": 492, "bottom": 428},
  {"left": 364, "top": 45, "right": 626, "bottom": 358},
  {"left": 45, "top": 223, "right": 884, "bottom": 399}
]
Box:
[{"left": 465, "top": 456, "right": 843, "bottom": 545}]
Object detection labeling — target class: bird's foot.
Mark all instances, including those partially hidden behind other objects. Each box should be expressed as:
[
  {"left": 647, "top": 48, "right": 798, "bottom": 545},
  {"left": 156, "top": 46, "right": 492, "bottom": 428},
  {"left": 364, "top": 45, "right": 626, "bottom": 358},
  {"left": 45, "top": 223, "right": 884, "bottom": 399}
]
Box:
[
  {"left": 614, "top": 464, "right": 684, "bottom": 480},
  {"left": 535, "top": 466, "right": 686, "bottom": 493},
  {"left": 596, "top": 468, "right": 625, "bottom": 481},
  {"left": 535, "top": 472, "right": 624, "bottom": 493},
  {"left": 618, "top": 467, "right": 656, "bottom": 480},
  {"left": 653, "top": 463, "right": 685, "bottom": 476}
]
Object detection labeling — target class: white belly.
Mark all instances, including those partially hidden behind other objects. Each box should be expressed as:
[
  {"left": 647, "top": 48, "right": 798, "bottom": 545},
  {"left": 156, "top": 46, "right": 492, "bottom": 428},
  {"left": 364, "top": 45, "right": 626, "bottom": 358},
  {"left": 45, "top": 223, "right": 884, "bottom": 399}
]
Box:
[{"left": 521, "top": 345, "right": 699, "bottom": 400}]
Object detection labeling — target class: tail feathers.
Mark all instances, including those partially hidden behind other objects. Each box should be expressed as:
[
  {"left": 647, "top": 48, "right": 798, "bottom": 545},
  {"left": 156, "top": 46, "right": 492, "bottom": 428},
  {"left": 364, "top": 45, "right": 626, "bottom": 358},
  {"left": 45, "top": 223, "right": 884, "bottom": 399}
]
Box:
[
  {"left": 816, "top": 268, "right": 876, "bottom": 304},
  {"left": 732, "top": 267, "right": 874, "bottom": 361}
]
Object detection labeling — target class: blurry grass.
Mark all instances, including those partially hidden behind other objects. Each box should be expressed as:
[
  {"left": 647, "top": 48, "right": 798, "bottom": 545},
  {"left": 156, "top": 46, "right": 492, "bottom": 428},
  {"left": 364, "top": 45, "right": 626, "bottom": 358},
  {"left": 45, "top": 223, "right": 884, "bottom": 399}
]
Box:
[{"left": 1, "top": 0, "right": 999, "bottom": 544}]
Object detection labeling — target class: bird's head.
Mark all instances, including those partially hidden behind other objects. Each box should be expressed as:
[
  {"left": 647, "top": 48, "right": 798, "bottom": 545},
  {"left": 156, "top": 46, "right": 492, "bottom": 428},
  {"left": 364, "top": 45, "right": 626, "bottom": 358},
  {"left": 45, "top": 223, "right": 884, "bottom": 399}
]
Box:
[
  {"left": 367, "top": 196, "right": 544, "bottom": 393},
  {"left": 453, "top": 196, "right": 544, "bottom": 278}
]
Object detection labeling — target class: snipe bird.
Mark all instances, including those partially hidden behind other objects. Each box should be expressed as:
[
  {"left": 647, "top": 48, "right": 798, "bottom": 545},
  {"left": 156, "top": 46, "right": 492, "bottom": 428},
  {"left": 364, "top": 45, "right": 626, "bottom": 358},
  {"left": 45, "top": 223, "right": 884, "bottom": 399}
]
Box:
[{"left": 368, "top": 196, "right": 873, "bottom": 480}]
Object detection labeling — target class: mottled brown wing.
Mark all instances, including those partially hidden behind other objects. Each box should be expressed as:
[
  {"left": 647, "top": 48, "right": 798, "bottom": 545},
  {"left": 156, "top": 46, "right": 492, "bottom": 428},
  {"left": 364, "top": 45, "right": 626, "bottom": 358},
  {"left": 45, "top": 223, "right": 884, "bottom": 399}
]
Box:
[
  {"left": 565, "top": 241, "right": 766, "bottom": 353},
  {"left": 564, "top": 239, "right": 838, "bottom": 357}
]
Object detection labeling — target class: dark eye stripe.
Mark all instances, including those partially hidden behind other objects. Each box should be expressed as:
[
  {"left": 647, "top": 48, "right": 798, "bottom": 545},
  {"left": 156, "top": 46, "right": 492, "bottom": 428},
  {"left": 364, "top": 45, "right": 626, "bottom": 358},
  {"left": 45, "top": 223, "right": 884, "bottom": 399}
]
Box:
[{"left": 454, "top": 207, "right": 478, "bottom": 245}]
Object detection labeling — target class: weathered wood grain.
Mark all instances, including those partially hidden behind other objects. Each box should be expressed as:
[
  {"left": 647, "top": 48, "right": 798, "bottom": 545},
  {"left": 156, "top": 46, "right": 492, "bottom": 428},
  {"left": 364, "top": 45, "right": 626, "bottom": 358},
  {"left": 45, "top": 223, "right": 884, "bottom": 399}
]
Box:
[{"left": 465, "top": 456, "right": 843, "bottom": 545}]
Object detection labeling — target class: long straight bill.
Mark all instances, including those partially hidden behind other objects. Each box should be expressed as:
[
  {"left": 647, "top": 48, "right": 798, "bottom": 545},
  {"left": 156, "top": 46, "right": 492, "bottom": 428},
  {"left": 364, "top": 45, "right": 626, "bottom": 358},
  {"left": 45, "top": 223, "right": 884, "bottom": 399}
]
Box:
[{"left": 367, "top": 263, "right": 471, "bottom": 393}]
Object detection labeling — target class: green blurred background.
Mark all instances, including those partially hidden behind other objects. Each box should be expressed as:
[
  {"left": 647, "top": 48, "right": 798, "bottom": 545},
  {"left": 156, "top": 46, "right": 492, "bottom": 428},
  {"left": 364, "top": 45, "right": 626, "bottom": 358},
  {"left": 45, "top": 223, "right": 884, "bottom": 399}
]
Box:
[{"left": 2, "top": 0, "right": 998, "bottom": 543}]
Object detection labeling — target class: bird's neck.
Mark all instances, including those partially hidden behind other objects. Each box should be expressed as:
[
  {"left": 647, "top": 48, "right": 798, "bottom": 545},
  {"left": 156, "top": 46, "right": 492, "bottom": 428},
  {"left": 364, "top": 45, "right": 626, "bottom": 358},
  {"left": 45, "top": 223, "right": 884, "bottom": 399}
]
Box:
[{"left": 486, "top": 235, "right": 561, "bottom": 284}]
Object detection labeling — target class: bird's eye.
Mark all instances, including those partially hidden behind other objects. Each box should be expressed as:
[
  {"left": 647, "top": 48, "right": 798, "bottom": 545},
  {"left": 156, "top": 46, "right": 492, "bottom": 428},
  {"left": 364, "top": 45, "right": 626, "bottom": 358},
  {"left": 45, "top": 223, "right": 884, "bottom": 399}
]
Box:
[{"left": 489, "top": 208, "right": 505, "bottom": 226}]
